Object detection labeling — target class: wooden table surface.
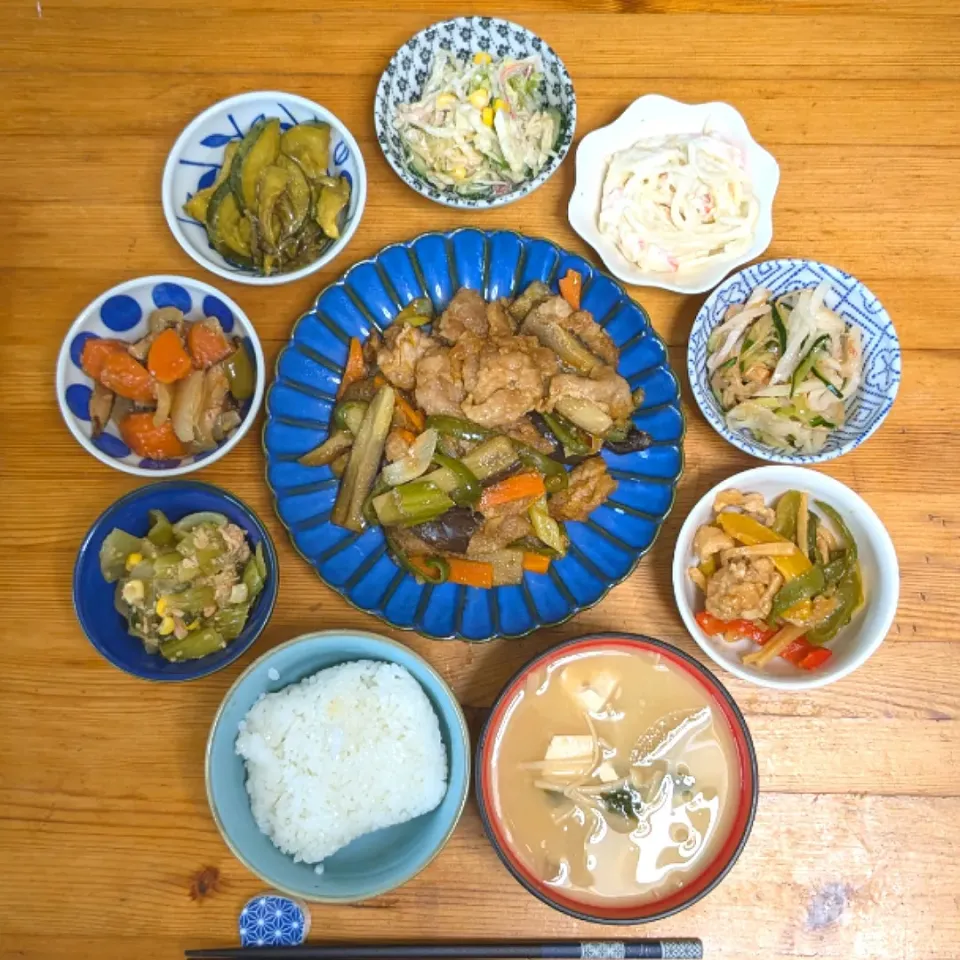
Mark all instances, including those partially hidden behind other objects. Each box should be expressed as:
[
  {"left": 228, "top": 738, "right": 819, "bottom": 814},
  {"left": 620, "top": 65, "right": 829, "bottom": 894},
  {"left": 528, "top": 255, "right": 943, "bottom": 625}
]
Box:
[{"left": 3, "top": 1, "right": 960, "bottom": 958}]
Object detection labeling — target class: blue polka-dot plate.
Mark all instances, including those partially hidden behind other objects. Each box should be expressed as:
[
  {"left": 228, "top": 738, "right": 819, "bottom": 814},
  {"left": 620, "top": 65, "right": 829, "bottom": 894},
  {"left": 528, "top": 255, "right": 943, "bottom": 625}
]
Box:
[
  {"left": 688, "top": 259, "right": 901, "bottom": 464},
  {"left": 262, "top": 229, "right": 685, "bottom": 642},
  {"left": 56, "top": 275, "right": 265, "bottom": 477},
  {"left": 162, "top": 91, "right": 366, "bottom": 286}
]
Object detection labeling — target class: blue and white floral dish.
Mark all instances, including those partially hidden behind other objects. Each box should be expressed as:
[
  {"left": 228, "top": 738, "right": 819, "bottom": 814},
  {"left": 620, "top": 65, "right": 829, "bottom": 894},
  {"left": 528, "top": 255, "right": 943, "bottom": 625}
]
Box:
[
  {"left": 162, "top": 91, "right": 366, "bottom": 286},
  {"left": 374, "top": 17, "right": 575, "bottom": 209},
  {"left": 56, "top": 275, "right": 265, "bottom": 477},
  {"left": 262, "top": 229, "right": 684, "bottom": 641},
  {"left": 688, "top": 258, "right": 901, "bottom": 464},
  {"left": 239, "top": 893, "right": 310, "bottom": 947}
]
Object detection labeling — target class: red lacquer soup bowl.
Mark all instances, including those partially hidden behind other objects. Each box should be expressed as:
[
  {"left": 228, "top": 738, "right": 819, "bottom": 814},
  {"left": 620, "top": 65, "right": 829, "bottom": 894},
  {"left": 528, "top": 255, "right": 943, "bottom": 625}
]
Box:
[{"left": 475, "top": 633, "right": 758, "bottom": 924}]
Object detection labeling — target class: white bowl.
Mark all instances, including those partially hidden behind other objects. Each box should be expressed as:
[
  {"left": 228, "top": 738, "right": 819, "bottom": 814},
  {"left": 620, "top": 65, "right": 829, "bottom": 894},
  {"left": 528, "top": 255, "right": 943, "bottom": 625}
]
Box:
[
  {"left": 162, "top": 91, "right": 366, "bottom": 286},
  {"left": 568, "top": 95, "right": 779, "bottom": 294},
  {"left": 672, "top": 466, "right": 898, "bottom": 690},
  {"left": 56, "top": 275, "right": 265, "bottom": 477}
]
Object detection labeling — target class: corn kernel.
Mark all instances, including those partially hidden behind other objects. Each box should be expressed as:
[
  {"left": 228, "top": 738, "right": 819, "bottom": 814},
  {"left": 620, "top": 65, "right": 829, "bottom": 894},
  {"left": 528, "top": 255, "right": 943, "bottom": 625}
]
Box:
[
  {"left": 450, "top": 166, "right": 467, "bottom": 180},
  {"left": 468, "top": 87, "right": 490, "bottom": 109},
  {"left": 481, "top": 107, "right": 494, "bottom": 127},
  {"left": 435, "top": 92, "right": 456, "bottom": 109},
  {"left": 125, "top": 552, "right": 142, "bottom": 571},
  {"left": 473, "top": 51, "right": 492, "bottom": 65},
  {"left": 493, "top": 97, "right": 507, "bottom": 113},
  {"left": 158, "top": 616, "right": 176, "bottom": 637},
  {"left": 155, "top": 596, "right": 168, "bottom": 616}
]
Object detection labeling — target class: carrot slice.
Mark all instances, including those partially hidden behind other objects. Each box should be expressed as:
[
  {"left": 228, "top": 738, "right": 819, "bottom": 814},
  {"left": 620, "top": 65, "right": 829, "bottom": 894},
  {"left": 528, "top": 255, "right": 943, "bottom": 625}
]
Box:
[
  {"left": 80, "top": 337, "right": 128, "bottom": 380},
  {"left": 394, "top": 428, "right": 418, "bottom": 447},
  {"left": 478, "top": 472, "right": 546, "bottom": 513},
  {"left": 147, "top": 328, "right": 193, "bottom": 384},
  {"left": 522, "top": 552, "right": 551, "bottom": 574},
  {"left": 559, "top": 268, "right": 582, "bottom": 310},
  {"left": 187, "top": 318, "right": 233, "bottom": 368},
  {"left": 118, "top": 412, "right": 186, "bottom": 459},
  {"left": 394, "top": 392, "right": 425, "bottom": 433},
  {"left": 98, "top": 352, "right": 156, "bottom": 402},
  {"left": 338, "top": 337, "right": 366, "bottom": 399},
  {"left": 446, "top": 557, "right": 494, "bottom": 589}
]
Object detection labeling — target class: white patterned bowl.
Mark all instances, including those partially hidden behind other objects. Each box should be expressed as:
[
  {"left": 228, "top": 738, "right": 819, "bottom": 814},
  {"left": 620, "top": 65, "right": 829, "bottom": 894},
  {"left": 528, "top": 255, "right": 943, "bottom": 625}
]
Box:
[
  {"left": 688, "top": 259, "right": 901, "bottom": 463},
  {"left": 374, "top": 17, "right": 575, "bottom": 209},
  {"left": 162, "top": 91, "right": 366, "bottom": 286},
  {"left": 568, "top": 95, "right": 779, "bottom": 294},
  {"left": 56, "top": 275, "right": 264, "bottom": 477},
  {"left": 673, "top": 466, "right": 899, "bottom": 691}
]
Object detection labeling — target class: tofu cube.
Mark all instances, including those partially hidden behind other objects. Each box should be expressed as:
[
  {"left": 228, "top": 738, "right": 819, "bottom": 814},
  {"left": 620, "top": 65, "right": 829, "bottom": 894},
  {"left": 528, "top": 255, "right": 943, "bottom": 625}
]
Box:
[
  {"left": 560, "top": 669, "right": 619, "bottom": 713},
  {"left": 545, "top": 735, "right": 594, "bottom": 762}
]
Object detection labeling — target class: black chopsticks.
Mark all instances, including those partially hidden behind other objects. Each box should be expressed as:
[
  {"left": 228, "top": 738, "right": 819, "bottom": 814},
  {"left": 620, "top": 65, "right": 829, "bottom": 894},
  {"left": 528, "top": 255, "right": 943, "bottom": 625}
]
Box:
[{"left": 185, "top": 939, "right": 703, "bottom": 959}]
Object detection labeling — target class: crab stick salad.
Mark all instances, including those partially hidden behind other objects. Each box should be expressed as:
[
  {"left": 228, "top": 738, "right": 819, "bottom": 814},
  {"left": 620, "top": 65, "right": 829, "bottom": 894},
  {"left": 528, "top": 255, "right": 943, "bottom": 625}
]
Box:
[
  {"left": 688, "top": 488, "right": 864, "bottom": 673},
  {"left": 393, "top": 49, "right": 562, "bottom": 196},
  {"left": 598, "top": 132, "right": 759, "bottom": 274}
]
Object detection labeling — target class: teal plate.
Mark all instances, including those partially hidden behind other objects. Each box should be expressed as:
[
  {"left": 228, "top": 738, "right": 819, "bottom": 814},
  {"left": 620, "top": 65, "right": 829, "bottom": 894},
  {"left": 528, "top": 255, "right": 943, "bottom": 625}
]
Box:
[{"left": 262, "top": 229, "right": 684, "bottom": 641}]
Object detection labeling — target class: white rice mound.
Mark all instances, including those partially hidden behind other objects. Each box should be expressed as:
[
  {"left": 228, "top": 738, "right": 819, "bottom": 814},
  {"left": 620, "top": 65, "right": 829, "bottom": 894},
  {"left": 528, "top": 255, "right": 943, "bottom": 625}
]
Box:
[{"left": 236, "top": 659, "right": 448, "bottom": 864}]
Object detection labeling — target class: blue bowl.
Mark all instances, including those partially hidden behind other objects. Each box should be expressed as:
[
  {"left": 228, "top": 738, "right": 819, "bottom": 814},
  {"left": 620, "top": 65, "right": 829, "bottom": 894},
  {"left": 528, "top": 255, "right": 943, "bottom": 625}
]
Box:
[
  {"left": 688, "top": 258, "right": 901, "bottom": 464},
  {"left": 262, "top": 228, "right": 685, "bottom": 641},
  {"left": 205, "top": 630, "right": 471, "bottom": 902},
  {"left": 73, "top": 481, "right": 279, "bottom": 681}
]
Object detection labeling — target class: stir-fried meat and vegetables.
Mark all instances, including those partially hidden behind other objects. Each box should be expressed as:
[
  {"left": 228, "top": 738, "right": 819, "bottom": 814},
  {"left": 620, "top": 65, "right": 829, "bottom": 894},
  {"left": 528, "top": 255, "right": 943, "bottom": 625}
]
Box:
[
  {"left": 100, "top": 511, "right": 268, "bottom": 662},
  {"left": 394, "top": 49, "right": 562, "bottom": 197},
  {"left": 707, "top": 283, "right": 863, "bottom": 454},
  {"left": 300, "top": 272, "right": 650, "bottom": 588},
  {"left": 688, "top": 488, "right": 864, "bottom": 672},
  {"left": 183, "top": 118, "right": 351, "bottom": 276},
  {"left": 80, "top": 309, "right": 254, "bottom": 460}
]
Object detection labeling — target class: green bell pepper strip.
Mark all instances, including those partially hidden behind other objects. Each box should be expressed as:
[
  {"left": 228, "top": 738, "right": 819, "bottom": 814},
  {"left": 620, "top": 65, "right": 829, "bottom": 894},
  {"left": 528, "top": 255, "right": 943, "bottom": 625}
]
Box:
[
  {"left": 807, "top": 567, "right": 862, "bottom": 645},
  {"left": 147, "top": 509, "right": 175, "bottom": 548},
  {"left": 541, "top": 411, "right": 592, "bottom": 456},
  {"left": 822, "top": 552, "right": 854, "bottom": 586},
  {"left": 159, "top": 626, "right": 226, "bottom": 662},
  {"left": 815, "top": 501, "right": 858, "bottom": 562},
  {"left": 516, "top": 445, "right": 568, "bottom": 493},
  {"left": 770, "top": 565, "right": 826, "bottom": 622},
  {"left": 807, "top": 511, "right": 820, "bottom": 562},
  {"left": 395, "top": 297, "right": 434, "bottom": 327},
  {"left": 385, "top": 534, "right": 449, "bottom": 584},
  {"left": 332, "top": 401, "right": 369, "bottom": 435},
  {"left": 772, "top": 491, "right": 801, "bottom": 540},
  {"left": 432, "top": 453, "right": 482, "bottom": 507},
  {"left": 425, "top": 415, "right": 493, "bottom": 443},
  {"left": 791, "top": 334, "right": 831, "bottom": 397}
]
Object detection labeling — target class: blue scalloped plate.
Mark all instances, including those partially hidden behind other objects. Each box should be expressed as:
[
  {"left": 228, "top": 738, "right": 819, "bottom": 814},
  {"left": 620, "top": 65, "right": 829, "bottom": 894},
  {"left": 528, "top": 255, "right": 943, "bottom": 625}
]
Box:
[{"left": 262, "top": 230, "right": 684, "bottom": 641}]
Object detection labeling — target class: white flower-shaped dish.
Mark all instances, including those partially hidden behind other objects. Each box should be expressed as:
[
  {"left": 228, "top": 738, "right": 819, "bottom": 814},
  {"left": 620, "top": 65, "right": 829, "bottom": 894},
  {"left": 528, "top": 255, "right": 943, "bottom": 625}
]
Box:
[
  {"left": 162, "top": 91, "right": 366, "bottom": 286},
  {"left": 568, "top": 95, "right": 780, "bottom": 294},
  {"left": 672, "top": 466, "right": 899, "bottom": 691}
]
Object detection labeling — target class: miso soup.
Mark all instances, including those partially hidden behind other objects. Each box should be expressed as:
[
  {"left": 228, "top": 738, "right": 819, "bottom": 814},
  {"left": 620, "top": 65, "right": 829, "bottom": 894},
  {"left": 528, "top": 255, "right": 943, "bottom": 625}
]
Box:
[{"left": 489, "top": 645, "right": 744, "bottom": 907}]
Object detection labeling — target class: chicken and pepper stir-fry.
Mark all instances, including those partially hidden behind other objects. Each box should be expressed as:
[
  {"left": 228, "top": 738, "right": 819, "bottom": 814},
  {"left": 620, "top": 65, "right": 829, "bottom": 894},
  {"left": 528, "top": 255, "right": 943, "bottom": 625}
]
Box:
[
  {"left": 99, "top": 511, "right": 268, "bottom": 662},
  {"left": 299, "top": 272, "right": 651, "bottom": 588},
  {"left": 688, "top": 488, "right": 864, "bottom": 672},
  {"left": 80, "top": 308, "right": 254, "bottom": 461}
]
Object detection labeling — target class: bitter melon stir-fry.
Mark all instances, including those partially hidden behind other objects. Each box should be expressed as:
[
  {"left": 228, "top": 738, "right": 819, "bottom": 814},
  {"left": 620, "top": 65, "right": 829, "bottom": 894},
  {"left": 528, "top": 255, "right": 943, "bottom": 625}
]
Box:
[
  {"left": 300, "top": 273, "right": 651, "bottom": 589},
  {"left": 183, "top": 118, "right": 351, "bottom": 276},
  {"left": 393, "top": 50, "right": 562, "bottom": 197},
  {"left": 100, "top": 511, "right": 268, "bottom": 662},
  {"left": 688, "top": 488, "right": 864, "bottom": 672},
  {"left": 707, "top": 283, "right": 863, "bottom": 454}
]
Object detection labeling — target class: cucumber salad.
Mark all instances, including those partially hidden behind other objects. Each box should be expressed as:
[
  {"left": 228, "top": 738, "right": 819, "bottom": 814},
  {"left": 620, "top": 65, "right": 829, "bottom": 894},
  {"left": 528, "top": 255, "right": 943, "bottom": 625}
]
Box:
[
  {"left": 707, "top": 283, "right": 863, "bottom": 454},
  {"left": 393, "top": 49, "right": 562, "bottom": 197}
]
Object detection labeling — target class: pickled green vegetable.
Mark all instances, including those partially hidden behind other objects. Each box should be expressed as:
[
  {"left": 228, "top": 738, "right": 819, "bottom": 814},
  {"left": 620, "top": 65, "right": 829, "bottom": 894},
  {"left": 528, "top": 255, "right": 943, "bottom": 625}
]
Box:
[
  {"left": 147, "top": 509, "right": 175, "bottom": 548},
  {"left": 99, "top": 529, "right": 142, "bottom": 582}
]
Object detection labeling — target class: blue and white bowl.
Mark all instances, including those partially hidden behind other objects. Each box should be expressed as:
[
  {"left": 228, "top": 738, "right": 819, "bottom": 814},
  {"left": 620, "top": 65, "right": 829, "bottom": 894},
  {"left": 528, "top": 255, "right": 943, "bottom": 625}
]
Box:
[
  {"left": 56, "top": 275, "right": 265, "bottom": 477},
  {"left": 375, "top": 17, "right": 575, "bottom": 209},
  {"left": 162, "top": 91, "right": 366, "bottom": 286},
  {"left": 263, "top": 229, "right": 684, "bottom": 642},
  {"left": 688, "top": 259, "right": 901, "bottom": 464}
]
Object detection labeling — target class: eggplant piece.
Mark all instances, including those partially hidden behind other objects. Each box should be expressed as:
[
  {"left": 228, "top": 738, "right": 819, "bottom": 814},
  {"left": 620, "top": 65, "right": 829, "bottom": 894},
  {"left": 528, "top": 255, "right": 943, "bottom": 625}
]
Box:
[
  {"left": 206, "top": 181, "right": 254, "bottom": 266},
  {"left": 276, "top": 155, "right": 312, "bottom": 237},
  {"left": 409, "top": 508, "right": 483, "bottom": 555},
  {"left": 281, "top": 122, "right": 331, "bottom": 180},
  {"left": 604, "top": 425, "right": 652, "bottom": 455},
  {"left": 256, "top": 165, "right": 290, "bottom": 249},
  {"left": 182, "top": 142, "right": 239, "bottom": 222},
  {"left": 315, "top": 175, "right": 351, "bottom": 240}
]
